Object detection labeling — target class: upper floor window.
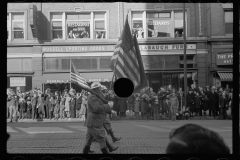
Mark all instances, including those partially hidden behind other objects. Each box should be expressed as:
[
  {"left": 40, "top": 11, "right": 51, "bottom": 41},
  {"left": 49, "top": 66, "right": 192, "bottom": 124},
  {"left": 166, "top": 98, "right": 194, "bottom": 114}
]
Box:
[
  {"left": 131, "top": 11, "right": 187, "bottom": 39},
  {"left": 224, "top": 11, "right": 233, "bottom": 35},
  {"left": 50, "top": 12, "right": 107, "bottom": 40},
  {"left": 7, "top": 13, "right": 25, "bottom": 40}
]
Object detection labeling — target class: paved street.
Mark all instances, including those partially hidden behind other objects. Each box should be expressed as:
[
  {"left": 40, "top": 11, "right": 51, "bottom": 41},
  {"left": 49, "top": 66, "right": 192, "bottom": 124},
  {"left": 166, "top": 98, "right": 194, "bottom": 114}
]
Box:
[{"left": 7, "top": 119, "right": 232, "bottom": 154}]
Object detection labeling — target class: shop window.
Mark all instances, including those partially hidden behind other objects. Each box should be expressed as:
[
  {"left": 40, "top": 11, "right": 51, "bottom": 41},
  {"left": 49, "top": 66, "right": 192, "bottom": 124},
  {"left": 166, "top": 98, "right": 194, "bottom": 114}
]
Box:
[
  {"left": 100, "top": 57, "right": 111, "bottom": 70},
  {"left": 225, "top": 11, "right": 233, "bottom": 34},
  {"left": 179, "top": 55, "right": 195, "bottom": 68},
  {"left": 72, "top": 58, "right": 97, "bottom": 70},
  {"left": 45, "top": 58, "right": 59, "bottom": 71},
  {"left": 61, "top": 59, "right": 70, "bottom": 70},
  {"left": 51, "top": 13, "right": 63, "bottom": 39},
  {"left": 174, "top": 12, "right": 185, "bottom": 37}
]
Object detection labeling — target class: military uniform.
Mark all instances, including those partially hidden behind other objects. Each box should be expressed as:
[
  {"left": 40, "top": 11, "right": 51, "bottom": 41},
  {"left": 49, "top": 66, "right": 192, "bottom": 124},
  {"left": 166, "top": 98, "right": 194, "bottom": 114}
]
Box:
[
  {"left": 7, "top": 95, "right": 18, "bottom": 122},
  {"left": 83, "top": 93, "right": 111, "bottom": 151}
]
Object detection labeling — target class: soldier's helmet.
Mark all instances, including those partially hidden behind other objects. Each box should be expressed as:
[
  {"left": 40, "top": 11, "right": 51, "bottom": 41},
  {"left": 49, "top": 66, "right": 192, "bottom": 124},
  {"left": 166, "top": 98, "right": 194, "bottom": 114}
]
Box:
[
  {"left": 100, "top": 85, "right": 107, "bottom": 91},
  {"left": 91, "top": 82, "right": 102, "bottom": 89}
]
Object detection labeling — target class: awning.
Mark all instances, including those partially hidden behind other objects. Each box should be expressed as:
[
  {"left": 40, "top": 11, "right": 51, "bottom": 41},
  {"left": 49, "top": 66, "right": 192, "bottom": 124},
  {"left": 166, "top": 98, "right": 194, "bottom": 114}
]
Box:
[
  {"left": 217, "top": 72, "right": 232, "bottom": 81},
  {"left": 145, "top": 70, "right": 196, "bottom": 74},
  {"left": 42, "top": 72, "right": 114, "bottom": 84}
]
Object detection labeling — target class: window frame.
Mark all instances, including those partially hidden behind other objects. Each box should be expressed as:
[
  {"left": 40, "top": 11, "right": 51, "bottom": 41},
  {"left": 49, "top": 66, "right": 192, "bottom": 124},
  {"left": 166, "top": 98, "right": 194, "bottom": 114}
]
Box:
[
  {"left": 130, "top": 10, "right": 187, "bottom": 39},
  {"left": 94, "top": 12, "right": 107, "bottom": 40},
  {"left": 224, "top": 10, "right": 233, "bottom": 35},
  {"left": 7, "top": 13, "right": 10, "bottom": 40},
  {"left": 51, "top": 13, "right": 64, "bottom": 40},
  {"left": 12, "top": 13, "right": 25, "bottom": 40}
]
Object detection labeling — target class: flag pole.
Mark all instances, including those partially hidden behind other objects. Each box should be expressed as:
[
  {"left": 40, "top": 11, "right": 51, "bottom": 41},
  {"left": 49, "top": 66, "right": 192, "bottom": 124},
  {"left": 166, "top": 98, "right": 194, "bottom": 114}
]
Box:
[
  {"left": 70, "top": 59, "right": 72, "bottom": 90},
  {"left": 183, "top": 3, "right": 187, "bottom": 110}
]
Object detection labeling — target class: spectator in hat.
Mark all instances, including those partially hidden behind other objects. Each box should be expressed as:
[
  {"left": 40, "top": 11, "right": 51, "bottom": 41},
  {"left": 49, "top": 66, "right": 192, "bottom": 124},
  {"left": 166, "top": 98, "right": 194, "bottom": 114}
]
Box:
[
  {"left": 76, "top": 92, "right": 82, "bottom": 119},
  {"left": 168, "top": 89, "right": 179, "bottom": 121},
  {"left": 49, "top": 96, "right": 55, "bottom": 120},
  {"left": 37, "top": 93, "right": 45, "bottom": 119},
  {"left": 64, "top": 93, "right": 71, "bottom": 121},
  {"left": 60, "top": 95, "right": 66, "bottom": 119},
  {"left": 166, "top": 124, "right": 230, "bottom": 154},
  {"left": 201, "top": 92, "right": 209, "bottom": 118},
  {"left": 219, "top": 91, "right": 228, "bottom": 120}
]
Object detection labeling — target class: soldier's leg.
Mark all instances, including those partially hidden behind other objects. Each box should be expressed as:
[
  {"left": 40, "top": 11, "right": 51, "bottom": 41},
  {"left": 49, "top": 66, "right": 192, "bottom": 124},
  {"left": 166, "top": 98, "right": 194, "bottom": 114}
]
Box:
[
  {"left": 83, "top": 128, "right": 94, "bottom": 154},
  {"left": 94, "top": 127, "right": 110, "bottom": 154},
  {"left": 103, "top": 119, "right": 121, "bottom": 143}
]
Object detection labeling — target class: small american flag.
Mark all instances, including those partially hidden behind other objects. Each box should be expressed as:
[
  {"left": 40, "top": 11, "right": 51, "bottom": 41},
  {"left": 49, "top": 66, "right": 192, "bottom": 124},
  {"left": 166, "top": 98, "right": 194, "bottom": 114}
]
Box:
[
  {"left": 70, "top": 62, "right": 90, "bottom": 90},
  {"left": 110, "top": 14, "right": 141, "bottom": 88}
]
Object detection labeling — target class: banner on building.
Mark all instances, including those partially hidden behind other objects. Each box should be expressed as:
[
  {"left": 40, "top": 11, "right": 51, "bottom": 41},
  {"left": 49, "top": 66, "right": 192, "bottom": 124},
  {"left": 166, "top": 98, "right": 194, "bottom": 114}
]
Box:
[{"left": 10, "top": 77, "right": 26, "bottom": 87}]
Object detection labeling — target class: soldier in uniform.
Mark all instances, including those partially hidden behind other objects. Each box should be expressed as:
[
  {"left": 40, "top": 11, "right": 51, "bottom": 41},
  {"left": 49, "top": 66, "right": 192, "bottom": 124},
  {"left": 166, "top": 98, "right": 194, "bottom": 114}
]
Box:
[
  {"left": 100, "top": 85, "right": 122, "bottom": 143},
  {"left": 82, "top": 82, "right": 116, "bottom": 154}
]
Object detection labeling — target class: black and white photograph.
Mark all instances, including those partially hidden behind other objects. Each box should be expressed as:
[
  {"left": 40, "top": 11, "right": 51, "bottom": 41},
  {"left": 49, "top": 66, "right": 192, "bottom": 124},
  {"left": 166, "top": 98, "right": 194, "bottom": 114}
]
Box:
[{"left": 7, "top": 2, "right": 234, "bottom": 158}]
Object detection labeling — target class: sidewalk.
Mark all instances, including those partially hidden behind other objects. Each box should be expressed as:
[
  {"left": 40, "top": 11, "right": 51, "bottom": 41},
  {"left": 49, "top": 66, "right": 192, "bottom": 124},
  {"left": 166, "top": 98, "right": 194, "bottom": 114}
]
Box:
[{"left": 6, "top": 116, "right": 231, "bottom": 123}]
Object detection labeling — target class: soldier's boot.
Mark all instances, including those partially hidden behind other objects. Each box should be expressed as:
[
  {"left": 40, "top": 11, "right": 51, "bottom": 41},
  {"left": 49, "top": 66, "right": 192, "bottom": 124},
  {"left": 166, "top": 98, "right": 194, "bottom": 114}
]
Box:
[
  {"left": 106, "top": 138, "right": 118, "bottom": 152},
  {"left": 9, "top": 115, "right": 13, "bottom": 123},
  {"left": 101, "top": 147, "right": 110, "bottom": 154},
  {"left": 108, "top": 130, "right": 121, "bottom": 143},
  {"left": 82, "top": 146, "right": 90, "bottom": 154}
]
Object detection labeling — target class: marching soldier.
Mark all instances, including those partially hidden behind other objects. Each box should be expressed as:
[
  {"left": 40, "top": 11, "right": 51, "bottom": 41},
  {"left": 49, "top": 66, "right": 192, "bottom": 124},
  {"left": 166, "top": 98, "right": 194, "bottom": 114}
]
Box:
[{"left": 82, "top": 82, "right": 116, "bottom": 154}]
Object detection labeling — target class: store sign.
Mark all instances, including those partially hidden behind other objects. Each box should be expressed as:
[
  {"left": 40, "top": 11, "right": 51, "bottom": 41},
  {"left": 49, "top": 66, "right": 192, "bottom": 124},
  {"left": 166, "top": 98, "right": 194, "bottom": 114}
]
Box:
[
  {"left": 42, "top": 44, "right": 196, "bottom": 53},
  {"left": 10, "top": 77, "right": 26, "bottom": 87},
  {"left": 47, "top": 80, "right": 65, "bottom": 83},
  {"left": 88, "top": 78, "right": 110, "bottom": 82},
  {"left": 216, "top": 53, "right": 233, "bottom": 65}
]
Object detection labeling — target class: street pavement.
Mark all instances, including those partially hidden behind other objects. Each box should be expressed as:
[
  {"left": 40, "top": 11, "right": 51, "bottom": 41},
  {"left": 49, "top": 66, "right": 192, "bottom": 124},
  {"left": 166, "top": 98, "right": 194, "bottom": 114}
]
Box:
[{"left": 7, "top": 118, "right": 232, "bottom": 154}]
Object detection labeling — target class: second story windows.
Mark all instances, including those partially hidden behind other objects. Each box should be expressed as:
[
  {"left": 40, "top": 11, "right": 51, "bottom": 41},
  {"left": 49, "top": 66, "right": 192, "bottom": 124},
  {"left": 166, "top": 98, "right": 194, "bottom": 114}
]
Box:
[
  {"left": 51, "top": 12, "right": 107, "bottom": 40},
  {"left": 224, "top": 11, "right": 233, "bottom": 35},
  {"left": 131, "top": 11, "right": 187, "bottom": 39},
  {"left": 7, "top": 12, "right": 25, "bottom": 40}
]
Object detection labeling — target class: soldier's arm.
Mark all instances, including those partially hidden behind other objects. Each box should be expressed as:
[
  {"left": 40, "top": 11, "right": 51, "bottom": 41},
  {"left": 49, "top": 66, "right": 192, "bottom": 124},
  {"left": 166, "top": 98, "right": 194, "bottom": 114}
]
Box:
[{"left": 88, "top": 95, "right": 111, "bottom": 113}]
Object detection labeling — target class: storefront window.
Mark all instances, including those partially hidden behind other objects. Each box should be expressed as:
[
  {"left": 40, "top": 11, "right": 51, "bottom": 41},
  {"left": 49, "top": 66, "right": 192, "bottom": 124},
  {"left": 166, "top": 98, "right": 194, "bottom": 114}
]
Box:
[
  {"left": 100, "top": 57, "right": 111, "bottom": 70},
  {"left": 45, "top": 58, "right": 59, "bottom": 71},
  {"left": 72, "top": 58, "right": 97, "bottom": 70},
  {"left": 61, "top": 59, "right": 70, "bottom": 70},
  {"left": 132, "top": 11, "right": 144, "bottom": 39},
  {"left": 225, "top": 11, "right": 233, "bottom": 34},
  {"left": 51, "top": 13, "right": 63, "bottom": 39}
]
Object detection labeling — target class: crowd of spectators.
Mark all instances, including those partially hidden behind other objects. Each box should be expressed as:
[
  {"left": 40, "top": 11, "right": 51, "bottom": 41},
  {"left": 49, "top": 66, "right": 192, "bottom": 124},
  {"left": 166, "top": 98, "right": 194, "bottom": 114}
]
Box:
[{"left": 6, "top": 83, "right": 232, "bottom": 122}]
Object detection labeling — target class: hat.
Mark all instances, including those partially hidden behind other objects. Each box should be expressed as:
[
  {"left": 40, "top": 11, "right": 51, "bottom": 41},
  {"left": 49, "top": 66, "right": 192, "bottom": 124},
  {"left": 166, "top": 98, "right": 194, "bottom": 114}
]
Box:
[
  {"left": 100, "top": 85, "right": 107, "bottom": 91},
  {"left": 91, "top": 82, "right": 102, "bottom": 89}
]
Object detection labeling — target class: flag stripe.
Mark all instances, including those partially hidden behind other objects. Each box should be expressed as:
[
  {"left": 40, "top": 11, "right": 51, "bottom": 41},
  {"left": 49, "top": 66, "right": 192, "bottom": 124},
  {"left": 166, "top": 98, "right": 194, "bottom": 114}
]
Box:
[{"left": 70, "top": 73, "right": 87, "bottom": 85}]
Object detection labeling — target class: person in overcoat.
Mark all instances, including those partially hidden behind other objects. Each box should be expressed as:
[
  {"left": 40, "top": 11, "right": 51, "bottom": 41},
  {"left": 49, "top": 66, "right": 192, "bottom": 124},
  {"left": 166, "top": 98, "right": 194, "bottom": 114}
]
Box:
[
  {"left": 19, "top": 94, "right": 27, "bottom": 119},
  {"left": 143, "top": 94, "right": 151, "bottom": 120},
  {"left": 64, "top": 93, "right": 71, "bottom": 120},
  {"left": 219, "top": 91, "right": 228, "bottom": 120},
  {"left": 26, "top": 97, "right": 32, "bottom": 119},
  {"left": 134, "top": 94, "right": 140, "bottom": 119},
  {"left": 186, "top": 89, "right": 195, "bottom": 118},
  {"left": 140, "top": 89, "right": 146, "bottom": 119},
  {"left": 201, "top": 93, "right": 209, "bottom": 117},
  {"left": 54, "top": 91, "right": 61, "bottom": 120},
  {"left": 118, "top": 97, "right": 127, "bottom": 118},
  {"left": 44, "top": 88, "right": 51, "bottom": 119},
  {"left": 127, "top": 94, "right": 135, "bottom": 118},
  {"left": 194, "top": 92, "right": 201, "bottom": 117},
  {"left": 37, "top": 93, "right": 45, "bottom": 119},
  {"left": 31, "top": 91, "right": 38, "bottom": 120},
  {"left": 49, "top": 96, "right": 55, "bottom": 120},
  {"left": 76, "top": 92, "right": 82, "bottom": 118},
  {"left": 82, "top": 82, "right": 115, "bottom": 154},
  {"left": 158, "top": 88, "right": 167, "bottom": 117},
  {"left": 59, "top": 95, "right": 65, "bottom": 119},
  {"left": 70, "top": 90, "right": 77, "bottom": 119},
  {"left": 168, "top": 91, "right": 179, "bottom": 121},
  {"left": 208, "top": 86, "right": 218, "bottom": 118}
]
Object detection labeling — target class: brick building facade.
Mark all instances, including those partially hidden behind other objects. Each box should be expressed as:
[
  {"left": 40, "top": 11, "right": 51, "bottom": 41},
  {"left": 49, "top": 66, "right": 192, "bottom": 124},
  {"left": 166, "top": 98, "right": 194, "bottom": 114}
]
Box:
[{"left": 7, "top": 3, "right": 233, "bottom": 93}]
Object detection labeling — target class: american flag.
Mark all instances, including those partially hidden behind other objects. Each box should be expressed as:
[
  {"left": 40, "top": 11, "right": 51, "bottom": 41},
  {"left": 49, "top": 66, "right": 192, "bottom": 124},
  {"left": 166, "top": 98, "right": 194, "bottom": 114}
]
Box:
[
  {"left": 70, "top": 62, "right": 90, "bottom": 90},
  {"left": 110, "top": 15, "right": 141, "bottom": 88}
]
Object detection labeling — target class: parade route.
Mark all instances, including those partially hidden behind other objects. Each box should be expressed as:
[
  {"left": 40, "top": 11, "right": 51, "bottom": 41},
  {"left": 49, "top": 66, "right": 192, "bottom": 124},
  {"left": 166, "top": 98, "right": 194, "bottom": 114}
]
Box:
[{"left": 7, "top": 119, "right": 232, "bottom": 154}]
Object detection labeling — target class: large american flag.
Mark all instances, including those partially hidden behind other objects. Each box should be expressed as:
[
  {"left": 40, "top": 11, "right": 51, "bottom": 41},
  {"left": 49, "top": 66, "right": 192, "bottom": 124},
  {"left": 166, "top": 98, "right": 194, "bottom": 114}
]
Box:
[
  {"left": 110, "top": 15, "right": 141, "bottom": 88},
  {"left": 70, "top": 62, "right": 90, "bottom": 90}
]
